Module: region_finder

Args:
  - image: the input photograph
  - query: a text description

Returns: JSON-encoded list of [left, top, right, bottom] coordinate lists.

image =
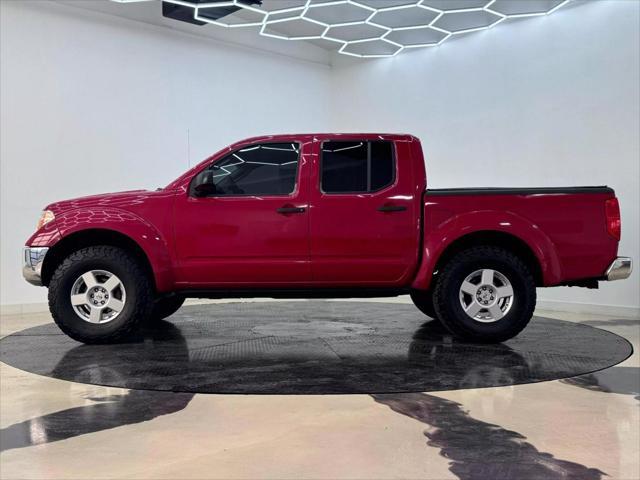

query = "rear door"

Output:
[[172, 138, 312, 287], [308, 136, 420, 286]]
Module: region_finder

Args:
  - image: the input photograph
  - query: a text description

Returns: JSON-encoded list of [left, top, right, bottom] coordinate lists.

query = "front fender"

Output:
[[412, 210, 563, 290], [47, 208, 174, 292]]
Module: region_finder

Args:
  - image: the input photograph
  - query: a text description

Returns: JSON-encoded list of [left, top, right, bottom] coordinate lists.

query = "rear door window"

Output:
[[321, 140, 395, 194]]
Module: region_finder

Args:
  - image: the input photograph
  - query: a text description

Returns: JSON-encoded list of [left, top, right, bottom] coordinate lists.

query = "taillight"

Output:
[[605, 198, 621, 240]]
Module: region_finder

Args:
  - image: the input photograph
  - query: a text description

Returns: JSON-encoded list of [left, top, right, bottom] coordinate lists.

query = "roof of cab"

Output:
[[230, 133, 417, 147], [166, 133, 418, 190]]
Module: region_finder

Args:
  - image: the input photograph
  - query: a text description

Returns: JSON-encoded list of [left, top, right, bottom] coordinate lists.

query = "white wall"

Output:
[[2, 0, 639, 314], [330, 0, 640, 313], [0, 0, 332, 308]]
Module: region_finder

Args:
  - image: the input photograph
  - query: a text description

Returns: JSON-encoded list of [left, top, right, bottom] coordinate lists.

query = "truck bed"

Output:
[[422, 186, 618, 286]]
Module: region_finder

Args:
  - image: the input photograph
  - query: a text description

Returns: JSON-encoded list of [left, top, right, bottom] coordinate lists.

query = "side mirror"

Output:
[[193, 182, 217, 197]]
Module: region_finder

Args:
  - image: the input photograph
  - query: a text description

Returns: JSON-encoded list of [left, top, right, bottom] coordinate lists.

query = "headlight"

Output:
[[36, 210, 55, 230]]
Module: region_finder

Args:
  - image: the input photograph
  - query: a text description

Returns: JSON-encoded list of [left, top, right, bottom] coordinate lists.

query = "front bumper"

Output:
[[605, 256, 633, 281], [22, 247, 49, 286]]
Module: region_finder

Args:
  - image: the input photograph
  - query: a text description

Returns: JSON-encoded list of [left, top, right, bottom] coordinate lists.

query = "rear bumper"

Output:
[[22, 247, 49, 286], [605, 256, 633, 281]]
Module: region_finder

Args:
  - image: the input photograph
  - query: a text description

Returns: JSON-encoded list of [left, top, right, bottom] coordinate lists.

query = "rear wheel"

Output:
[[152, 295, 185, 320], [432, 246, 536, 343], [48, 246, 154, 344], [410, 290, 438, 319]]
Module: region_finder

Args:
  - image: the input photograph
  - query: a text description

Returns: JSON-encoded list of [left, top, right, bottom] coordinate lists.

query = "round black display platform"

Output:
[[0, 301, 632, 394]]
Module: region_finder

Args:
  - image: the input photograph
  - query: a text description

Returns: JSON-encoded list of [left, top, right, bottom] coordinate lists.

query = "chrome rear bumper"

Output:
[[22, 247, 49, 286], [605, 257, 633, 281]]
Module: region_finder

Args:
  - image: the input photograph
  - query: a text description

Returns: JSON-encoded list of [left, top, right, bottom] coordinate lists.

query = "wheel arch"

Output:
[[41, 228, 168, 291], [412, 210, 563, 291], [432, 231, 543, 286]]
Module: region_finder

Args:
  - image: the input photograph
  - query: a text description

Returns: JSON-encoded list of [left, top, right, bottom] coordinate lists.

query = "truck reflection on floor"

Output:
[[0, 321, 194, 453], [407, 320, 531, 390]]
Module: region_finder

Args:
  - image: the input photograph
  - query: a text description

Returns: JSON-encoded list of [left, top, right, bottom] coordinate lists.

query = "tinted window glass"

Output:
[[321, 141, 368, 193], [321, 140, 394, 193], [192, 143, 299, 196], [370, 141, 394, 191]]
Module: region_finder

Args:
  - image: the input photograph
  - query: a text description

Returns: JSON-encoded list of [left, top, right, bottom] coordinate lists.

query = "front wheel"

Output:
[[48, 246, 154, 344], [432, 246, 536, 343]]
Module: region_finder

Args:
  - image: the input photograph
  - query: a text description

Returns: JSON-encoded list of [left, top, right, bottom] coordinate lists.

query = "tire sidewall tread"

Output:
[[48, 245, 154, 344], [432, 246, 536, 343]]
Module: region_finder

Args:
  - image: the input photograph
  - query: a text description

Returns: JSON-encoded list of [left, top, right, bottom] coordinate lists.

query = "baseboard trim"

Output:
[[0, 302, 49, 315], [536, 299, 639, 318]]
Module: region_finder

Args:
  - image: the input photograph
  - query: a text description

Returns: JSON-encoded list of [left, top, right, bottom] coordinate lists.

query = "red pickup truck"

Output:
[[23, 134, 632, 344]]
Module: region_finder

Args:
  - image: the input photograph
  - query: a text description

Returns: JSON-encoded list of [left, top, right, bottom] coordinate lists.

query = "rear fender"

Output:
[[412, 210, 562, 290]]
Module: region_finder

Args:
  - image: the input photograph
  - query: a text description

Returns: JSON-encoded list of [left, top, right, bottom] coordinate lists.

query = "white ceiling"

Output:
[[99, 0, 577, 58]]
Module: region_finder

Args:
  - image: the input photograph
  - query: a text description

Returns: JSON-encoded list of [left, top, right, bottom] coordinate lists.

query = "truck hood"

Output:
[[46, 189, 157, 214]]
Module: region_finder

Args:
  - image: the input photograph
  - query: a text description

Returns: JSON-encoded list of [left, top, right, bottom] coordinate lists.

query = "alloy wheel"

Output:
[[70, 270, 126, 324]]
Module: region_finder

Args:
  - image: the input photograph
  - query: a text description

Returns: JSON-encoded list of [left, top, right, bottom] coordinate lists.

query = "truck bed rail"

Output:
[[425, 186, 614, 196]]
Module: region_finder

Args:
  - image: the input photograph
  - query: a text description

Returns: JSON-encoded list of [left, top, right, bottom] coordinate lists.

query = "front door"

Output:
[[173, 139, 311, 287], [309, 137, 420, 286]]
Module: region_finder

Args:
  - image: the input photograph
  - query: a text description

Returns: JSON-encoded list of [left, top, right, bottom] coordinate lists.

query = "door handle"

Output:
[[377, 204, 407, 212], [277, 206, 306, 214]]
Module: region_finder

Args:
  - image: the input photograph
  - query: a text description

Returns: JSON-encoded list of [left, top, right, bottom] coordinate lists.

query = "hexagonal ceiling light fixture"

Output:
[[110, 0, 573, 58]]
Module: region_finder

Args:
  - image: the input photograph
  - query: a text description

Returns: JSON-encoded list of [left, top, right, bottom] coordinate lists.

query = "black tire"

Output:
[[410, 290, 438, 319], [48, 246, 154, 344], [151, 295, 185, 320], [432, 246, 536, 343]]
